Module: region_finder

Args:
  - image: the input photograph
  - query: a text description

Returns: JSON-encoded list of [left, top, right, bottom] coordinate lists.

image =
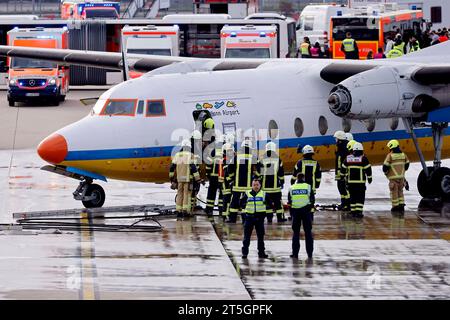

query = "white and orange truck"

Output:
[[121, 25, 180, 78], [61, 0, 120, 20], [220, 25, 278, 58], [7, 27, 69, 106]]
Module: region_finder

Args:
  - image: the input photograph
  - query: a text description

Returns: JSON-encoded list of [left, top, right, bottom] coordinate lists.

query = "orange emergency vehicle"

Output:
[[330, 9, 423, 59], [61, 0, 120, 20], [7, 27, 69, 106]]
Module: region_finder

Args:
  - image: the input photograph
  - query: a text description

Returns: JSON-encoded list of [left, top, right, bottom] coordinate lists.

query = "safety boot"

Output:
[[277, 213, 287, 223], [258, 252, 269, 259]]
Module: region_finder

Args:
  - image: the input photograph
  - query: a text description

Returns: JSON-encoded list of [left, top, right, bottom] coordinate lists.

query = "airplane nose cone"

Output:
[[37, 134, 68, 164]]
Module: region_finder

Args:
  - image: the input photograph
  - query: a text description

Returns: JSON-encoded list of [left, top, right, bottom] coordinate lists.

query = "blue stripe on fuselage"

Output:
[[64, 127, 449, 161]]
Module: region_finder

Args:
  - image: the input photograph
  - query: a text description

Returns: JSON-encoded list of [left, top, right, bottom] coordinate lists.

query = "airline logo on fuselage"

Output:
[[195, 100, 239, 117]]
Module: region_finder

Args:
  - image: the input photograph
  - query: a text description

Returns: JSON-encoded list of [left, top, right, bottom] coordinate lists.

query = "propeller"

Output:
[[79, 97, 99, 106]]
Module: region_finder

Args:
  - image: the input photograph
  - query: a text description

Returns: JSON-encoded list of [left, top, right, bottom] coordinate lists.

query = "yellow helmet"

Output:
[[347, 140, 357, 151], [204, 118, 215, 129], [387, 139, 399, 149]]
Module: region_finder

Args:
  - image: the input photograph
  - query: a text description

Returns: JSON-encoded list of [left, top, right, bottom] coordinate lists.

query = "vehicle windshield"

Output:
[[301, 15, 315, 31], [11, 57, 57, 69], [225, 48, 270, 58], [332, 17, 379, 41], [85, 8, 117, 19], [127, 48, 172, 56]]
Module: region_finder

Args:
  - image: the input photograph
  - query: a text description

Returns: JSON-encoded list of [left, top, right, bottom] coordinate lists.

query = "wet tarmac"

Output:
[[0, 148, 449, 299]]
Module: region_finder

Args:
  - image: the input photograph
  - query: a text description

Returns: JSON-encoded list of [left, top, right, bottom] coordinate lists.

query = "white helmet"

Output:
[[222, 143, 233, 152], [191, 130, 202, 140], [265, 142, 277, 152], [181, 139, 191, 147], [241, 139, 252, 148], [345, 132, 353, 141], [302, 145, 314, 154], [225, 133, 235, 145], [333, 130, 347, 141], [352, 142, 364, 151]]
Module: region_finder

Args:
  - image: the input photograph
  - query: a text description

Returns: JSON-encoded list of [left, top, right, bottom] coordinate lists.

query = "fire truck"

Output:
[[220, 25, 278, 58], [7, 27, 69, 106], [61, 0, 120, 19], [121, 25, 180, 78]]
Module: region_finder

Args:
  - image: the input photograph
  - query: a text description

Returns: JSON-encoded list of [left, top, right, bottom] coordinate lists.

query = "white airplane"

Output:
[[0, 42, 449, 208]]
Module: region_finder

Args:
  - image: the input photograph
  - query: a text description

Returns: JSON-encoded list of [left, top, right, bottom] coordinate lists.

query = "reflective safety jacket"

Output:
[[383, 152, 410, 180], [342, 38, 356, 52], [226, 149, 259, 192], [410, 42, 420, 52], [219, 150, 234, 195], [288, 183, 312, 209], [335, 142, 348, 180], [300, 42, 310, 55], [205, 146, 223, 178], [257, 152, 285, 193], [169, 150, 200, 183], [387, 48, 403, 58], [291, 157, 321, 191], [341, 154, 372, 184], [241, 190, 266, 214]]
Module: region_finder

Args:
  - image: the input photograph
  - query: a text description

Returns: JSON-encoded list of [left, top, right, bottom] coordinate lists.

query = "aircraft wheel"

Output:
[[417, 167, 436, 198], [82, 184, 105, 208], [431, 167, 450, 201]]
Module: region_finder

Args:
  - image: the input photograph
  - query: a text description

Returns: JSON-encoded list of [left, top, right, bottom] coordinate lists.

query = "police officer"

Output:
[[240, 178, 268, 259], [383, 140, 410, 213], [169, 139, 201, 218], [409, 36, 420, 53], [288, 173, 314, 260], [334, 130, 350, 211], [387, 35, 405, 58], [341, 142, 372, 218], [220, 142, 234, 221], [205, 138, 224, 217], [291, 145, 321, 220], [258, 141, 286, 224], [226, 139, 258, 223], [341, 32, 359, 60], [299, 37, 312, 58]]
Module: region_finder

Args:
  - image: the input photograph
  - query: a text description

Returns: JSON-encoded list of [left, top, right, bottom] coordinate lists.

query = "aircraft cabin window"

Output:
[[137, 101, 144, 114], [318, 116, 328, 135], [146, 100, 166, 117], [390, 118, 399, 131], [101, 99, 137, 116], [268, 120, 279, 139], [342, 119, 352, 132], [294, 117, 304, 137]]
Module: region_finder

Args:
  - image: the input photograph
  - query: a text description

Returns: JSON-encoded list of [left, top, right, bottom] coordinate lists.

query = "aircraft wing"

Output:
[[0, 45, 266, 73]]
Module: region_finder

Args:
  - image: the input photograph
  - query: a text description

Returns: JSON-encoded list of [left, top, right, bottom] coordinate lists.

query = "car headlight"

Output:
[[9, 79, 16, 86], [49, 78, 57, 85]]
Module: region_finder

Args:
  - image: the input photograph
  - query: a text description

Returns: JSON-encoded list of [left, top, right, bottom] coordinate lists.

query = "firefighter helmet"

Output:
[[333, 130, 347, 141], [352, 142, 364, 151], [302, 145, 314, 154], [387, 139, 399, 149]]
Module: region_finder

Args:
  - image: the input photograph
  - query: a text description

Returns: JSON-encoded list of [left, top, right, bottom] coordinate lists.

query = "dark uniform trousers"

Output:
[[337, 179, 350, 209], [265, 192, 283, 222], [242, 213, 266, 256], [229, 191, 247, 222], [206, 176, 223, 214], [348, 183, 366, 214], [291, 206, 314, 257]]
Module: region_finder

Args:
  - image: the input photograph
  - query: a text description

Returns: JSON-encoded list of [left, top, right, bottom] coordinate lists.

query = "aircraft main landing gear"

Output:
[[404, 119, 450, 200], [73, 179, 106, 208]]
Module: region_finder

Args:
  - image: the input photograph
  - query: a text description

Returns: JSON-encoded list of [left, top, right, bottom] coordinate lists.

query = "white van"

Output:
[[296, 4, 351, 46]]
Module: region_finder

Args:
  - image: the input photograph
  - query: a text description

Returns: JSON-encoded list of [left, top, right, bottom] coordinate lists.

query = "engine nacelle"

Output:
[[328, 66, 438, 120]]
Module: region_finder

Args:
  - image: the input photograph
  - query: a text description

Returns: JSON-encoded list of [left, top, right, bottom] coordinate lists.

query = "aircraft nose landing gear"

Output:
[[404, 119, 450, 200], [73, 179, 106, 208]]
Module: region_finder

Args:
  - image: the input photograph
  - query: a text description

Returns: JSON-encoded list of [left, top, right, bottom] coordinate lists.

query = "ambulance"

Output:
[[121, 25, 180, 78], [220, 25, 278, 58], [61, 0, 120, 20], [7, 27, 69, 106]]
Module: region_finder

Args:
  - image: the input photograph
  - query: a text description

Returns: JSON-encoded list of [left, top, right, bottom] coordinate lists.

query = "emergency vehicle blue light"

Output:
[[412, 5, 417, 10], [230, 32, 237, 37], [337, 11, 342, 16], [41, 81, 46, 86], [79, 6, 83, 13], [19, 82, 24, 86], [13, 27, 19, 30], [260, 32, 266, 37]]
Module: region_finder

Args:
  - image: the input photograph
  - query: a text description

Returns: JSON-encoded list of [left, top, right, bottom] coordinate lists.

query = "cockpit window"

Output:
[[146, 100, 166, 117], [101, 99, 137, 116]]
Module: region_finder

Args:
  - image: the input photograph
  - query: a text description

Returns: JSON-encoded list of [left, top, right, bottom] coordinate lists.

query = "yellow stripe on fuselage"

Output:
[[60, 136, 450, 183]]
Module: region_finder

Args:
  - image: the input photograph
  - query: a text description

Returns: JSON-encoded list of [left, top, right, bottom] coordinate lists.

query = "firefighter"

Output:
[[288, 173, 314, 260], [169, 139, 201, 218], [258, 141, 286, 224], [205, 138, 224, 217], [341, 142, 372, 218], [226, 139, 258, 223], [220, 142, 234, 221], [190, 130, 203, 211], [291, 145, 321, 220], [240, 178, 268, 259], [347, 139, 357, 153], [334, 130, 350, 211], [341, 32, 359, 60], [383, 139, 410, 213]]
